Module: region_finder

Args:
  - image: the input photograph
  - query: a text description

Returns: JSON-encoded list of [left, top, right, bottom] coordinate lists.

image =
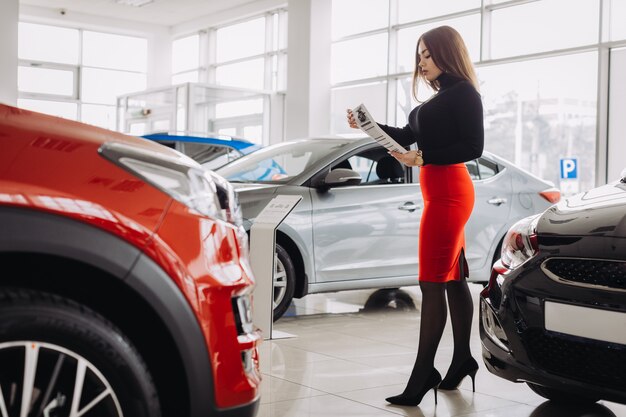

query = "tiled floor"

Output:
[[257, 284, 626, 417]]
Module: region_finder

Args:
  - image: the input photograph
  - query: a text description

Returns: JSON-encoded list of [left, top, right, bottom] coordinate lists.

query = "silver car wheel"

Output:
[[273, 252, 288, 309], [0, 341, 124, 417]]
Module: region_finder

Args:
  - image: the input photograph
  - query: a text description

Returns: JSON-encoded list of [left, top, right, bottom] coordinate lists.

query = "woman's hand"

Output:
[[346, 109, 358, 129], [389, 150, 424, 167]]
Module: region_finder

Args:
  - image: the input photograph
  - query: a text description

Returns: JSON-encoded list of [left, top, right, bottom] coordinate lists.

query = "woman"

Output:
[[347, 26, 483, 406]]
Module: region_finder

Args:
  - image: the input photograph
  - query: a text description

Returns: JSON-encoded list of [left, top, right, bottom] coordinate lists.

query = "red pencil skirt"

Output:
[[418, 163, 475, 282]]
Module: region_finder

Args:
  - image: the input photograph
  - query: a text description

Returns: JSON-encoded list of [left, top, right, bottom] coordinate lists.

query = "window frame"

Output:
[[18, 60, 79, 101], [17, 22, 148, 127], [330, 0, 623, 187]]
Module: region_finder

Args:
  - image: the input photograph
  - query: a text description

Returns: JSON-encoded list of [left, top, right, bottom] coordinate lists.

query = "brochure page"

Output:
[[352, 103, 407, 154]]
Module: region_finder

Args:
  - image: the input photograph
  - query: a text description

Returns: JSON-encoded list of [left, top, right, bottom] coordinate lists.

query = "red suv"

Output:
[[0, 104, 261, 417]]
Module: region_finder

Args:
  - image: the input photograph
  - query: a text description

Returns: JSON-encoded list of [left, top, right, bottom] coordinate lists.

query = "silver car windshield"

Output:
[[216, 139, 354, 183]]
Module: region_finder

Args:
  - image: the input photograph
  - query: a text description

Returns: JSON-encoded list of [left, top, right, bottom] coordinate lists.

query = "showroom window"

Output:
[[609, 0, 626, 41], [331, 0, 389, 39], [396, 14, 480, 73], [213, 11, 288, 91], [173, 9, 288, 91], [330, 0, 482, 135], [330, 0, 625, 192], [331, 81, 388, 138], [489, 0, 599, 59], [397, 0, 481, 23], [478, 52, 598, 192], [171, 9, 287, 142], [171, 34, 200, 84], [18, 22, 147, 130], [331, 33, 388, 84]]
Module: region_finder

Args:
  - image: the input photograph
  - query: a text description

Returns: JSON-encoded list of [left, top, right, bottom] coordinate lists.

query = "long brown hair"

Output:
[[412, 26, 478, 101]]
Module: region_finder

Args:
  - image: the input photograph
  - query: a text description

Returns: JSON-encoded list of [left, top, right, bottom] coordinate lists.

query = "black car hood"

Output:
[[538, 181, 626, 237]]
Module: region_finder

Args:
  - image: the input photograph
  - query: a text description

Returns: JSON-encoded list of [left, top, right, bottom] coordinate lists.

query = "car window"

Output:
[[201, 153, 239, 171], [182, 142, 242, 168], [217, 139, 354, 183], [477, 157, 499, 179], [466, 157, 500, 180], [348, 155, 378, 183], [465, 160, 480, 180], [152, 140, 178, 151], [332, 147, 405, 185]]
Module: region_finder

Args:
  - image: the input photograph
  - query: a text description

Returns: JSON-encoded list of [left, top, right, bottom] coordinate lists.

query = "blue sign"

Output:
[[560, 158, 578, 180]]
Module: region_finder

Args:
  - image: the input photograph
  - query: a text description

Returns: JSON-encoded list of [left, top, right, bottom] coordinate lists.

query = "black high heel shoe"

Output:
[[385, 368, 442, 406], [439, 357, 479, 391]]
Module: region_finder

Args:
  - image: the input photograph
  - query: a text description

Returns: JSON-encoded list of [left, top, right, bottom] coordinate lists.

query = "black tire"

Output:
[[363, 289, 416, 312], [273, 244, 296, 321], [526, 382, 600, 404], [0, 288, 161, 417]]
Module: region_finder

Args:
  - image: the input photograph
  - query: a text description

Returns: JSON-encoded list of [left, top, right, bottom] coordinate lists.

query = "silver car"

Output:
[[216, 137, 560, 320]]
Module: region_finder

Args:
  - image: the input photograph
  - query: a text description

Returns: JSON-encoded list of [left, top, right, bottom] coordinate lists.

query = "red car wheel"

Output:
[[0, 288, 161, 417]]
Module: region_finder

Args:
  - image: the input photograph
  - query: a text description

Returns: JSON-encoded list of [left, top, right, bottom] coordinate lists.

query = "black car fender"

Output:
[[0, 206, 216, 416]]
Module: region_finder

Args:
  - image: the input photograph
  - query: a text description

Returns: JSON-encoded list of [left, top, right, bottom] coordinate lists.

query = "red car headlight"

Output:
[[99, 142, 222, 219]]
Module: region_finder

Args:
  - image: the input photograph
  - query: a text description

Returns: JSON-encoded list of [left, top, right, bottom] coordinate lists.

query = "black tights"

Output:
[[445, 277, 474, 376], [401, 278, 473, 395]]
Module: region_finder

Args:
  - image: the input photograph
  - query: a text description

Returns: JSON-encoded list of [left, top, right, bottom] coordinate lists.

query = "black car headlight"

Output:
[[501, 214, 540, 270], [480, 299, 510, 352]]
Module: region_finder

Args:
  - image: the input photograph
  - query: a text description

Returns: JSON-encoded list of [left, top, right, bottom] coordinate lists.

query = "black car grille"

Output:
[[543, 258, 626, 290], [524, 329, 626, 390]]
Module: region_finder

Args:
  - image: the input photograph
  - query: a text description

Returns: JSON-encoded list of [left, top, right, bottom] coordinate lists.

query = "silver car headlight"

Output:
[[206, 170, 243, 228], [205, 171, 249, 258], [501, 214, 540, 270], [99, 142, 221, 219]]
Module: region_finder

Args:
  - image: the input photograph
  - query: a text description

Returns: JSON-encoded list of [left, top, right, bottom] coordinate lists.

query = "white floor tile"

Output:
[[256, 394, 401, 417], [259, 374, 326, 404], [336, 383, 521, 416], [267, 357, 408, 393], [258, 285, 626, 417]]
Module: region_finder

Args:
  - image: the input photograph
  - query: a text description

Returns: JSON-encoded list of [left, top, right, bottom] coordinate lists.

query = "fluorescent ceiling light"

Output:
[[115, 0, 154, 7]]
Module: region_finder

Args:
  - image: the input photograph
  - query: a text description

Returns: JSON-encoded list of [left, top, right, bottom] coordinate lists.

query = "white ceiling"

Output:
[[20, 0, 258, 27]]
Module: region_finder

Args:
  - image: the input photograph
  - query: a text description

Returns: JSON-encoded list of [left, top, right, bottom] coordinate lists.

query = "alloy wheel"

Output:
[[0, 341, 124, 417], [273, 253, 287, 309]]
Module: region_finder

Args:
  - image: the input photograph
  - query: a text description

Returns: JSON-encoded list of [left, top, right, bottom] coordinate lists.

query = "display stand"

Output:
[[250, 195, 302, 340]]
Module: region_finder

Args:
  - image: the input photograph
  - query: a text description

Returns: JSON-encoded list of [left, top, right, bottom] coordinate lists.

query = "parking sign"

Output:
[[560, 158, 578, 179]]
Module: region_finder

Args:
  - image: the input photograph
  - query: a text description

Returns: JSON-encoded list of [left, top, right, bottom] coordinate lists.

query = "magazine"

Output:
[[352, 103, 407, 154]]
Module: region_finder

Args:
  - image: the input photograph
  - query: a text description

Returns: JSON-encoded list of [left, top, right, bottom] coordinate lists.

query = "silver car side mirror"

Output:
[[324, 168, 361, 187], [621, 167, 626, 183]]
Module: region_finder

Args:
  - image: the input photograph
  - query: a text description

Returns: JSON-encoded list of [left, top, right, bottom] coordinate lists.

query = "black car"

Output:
[[480, 174, 626, 405]]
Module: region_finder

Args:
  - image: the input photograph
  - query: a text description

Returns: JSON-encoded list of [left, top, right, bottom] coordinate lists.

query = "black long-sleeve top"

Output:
[[379, 72, 484, 165]]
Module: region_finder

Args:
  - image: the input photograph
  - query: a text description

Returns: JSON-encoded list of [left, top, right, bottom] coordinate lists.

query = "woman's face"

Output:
[[417, 40, 442, 82]]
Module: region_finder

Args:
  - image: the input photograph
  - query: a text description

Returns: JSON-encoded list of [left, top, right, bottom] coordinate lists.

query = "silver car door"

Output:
[[464, 157, 513, 279], [311, 151, 422, 284]]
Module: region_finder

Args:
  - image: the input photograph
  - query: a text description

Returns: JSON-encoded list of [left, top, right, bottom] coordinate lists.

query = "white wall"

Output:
[[0, 0, 19, 106], [172, 0, 286, 37], [285, 0, 331, 139], [608, 47, 626, 181], [147, 31, 173, 88]]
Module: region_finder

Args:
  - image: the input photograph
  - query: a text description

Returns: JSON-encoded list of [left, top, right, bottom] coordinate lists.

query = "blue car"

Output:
[[143, 132, 261, 170]]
